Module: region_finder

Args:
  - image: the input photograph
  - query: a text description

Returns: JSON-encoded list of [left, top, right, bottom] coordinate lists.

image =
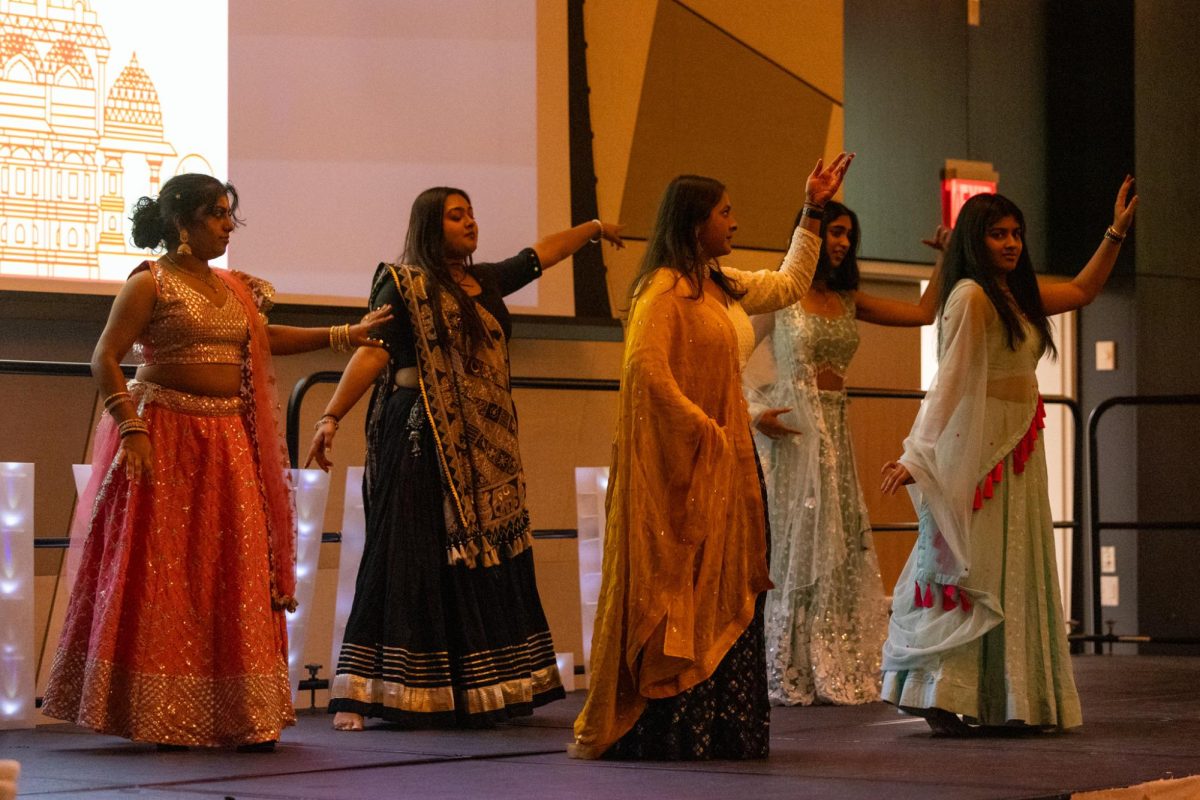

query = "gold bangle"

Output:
[[103, 391, 132, 409], [329, 323, 353, 353]]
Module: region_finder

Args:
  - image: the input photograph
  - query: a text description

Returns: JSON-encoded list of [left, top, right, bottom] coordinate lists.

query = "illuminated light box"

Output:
[[286, 468, 330, 705], [329, 467, 366, 683], [0, 463, 35, 729], [575, 466, 609, 681]]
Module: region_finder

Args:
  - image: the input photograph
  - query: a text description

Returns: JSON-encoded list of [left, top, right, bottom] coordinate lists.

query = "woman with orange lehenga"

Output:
[[571, 153, 853, 760], [42, 173, 389, 750]]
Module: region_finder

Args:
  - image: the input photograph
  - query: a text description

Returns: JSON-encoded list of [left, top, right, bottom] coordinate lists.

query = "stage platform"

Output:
[[3, 656, 1197, 799]]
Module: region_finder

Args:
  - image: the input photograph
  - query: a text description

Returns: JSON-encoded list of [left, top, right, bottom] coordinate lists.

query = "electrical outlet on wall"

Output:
[[1101, 575, 1120, 607], [1101, 546, 1117, 573]]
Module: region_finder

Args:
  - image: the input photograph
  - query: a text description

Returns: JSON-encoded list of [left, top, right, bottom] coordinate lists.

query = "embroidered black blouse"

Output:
[[369, 248, 542, 370]]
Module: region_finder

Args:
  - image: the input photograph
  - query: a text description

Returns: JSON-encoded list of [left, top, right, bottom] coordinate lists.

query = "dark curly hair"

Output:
[[129, 173, 242, 251]]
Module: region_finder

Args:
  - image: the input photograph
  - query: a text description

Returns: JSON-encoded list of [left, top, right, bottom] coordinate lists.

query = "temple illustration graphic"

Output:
[[0, 0, 203, 280]]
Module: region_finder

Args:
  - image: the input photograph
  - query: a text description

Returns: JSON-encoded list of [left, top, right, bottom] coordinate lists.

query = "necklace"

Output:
[[163, 253, 222, 294]]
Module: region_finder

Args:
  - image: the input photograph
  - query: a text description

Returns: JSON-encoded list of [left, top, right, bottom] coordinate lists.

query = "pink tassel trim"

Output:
[[913, 581, 973, 613], [973, 396, 1045, 511]]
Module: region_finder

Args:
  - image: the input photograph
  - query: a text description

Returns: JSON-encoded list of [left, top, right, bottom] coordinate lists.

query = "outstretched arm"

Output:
[[531, 220, 624, 270], [1039, 175, 1137, 316], [855, 225, 950, 327], [267, 305, 392, 355]]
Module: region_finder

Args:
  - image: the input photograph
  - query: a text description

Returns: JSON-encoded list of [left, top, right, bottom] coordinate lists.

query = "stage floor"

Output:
[[3, 656, 1198, 799]]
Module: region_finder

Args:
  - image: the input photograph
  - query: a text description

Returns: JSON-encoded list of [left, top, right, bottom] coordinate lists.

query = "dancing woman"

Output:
[[42, 173, 389, 749], [571, 154, 853, 760], [747, 204, 946, 706], [879, 178, 1137, 733], [307, 187, 623, 729]]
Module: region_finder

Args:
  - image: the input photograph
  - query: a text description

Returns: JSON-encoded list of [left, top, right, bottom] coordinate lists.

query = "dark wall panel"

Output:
[[844, 1, 1047, 264], [1133, 1, 1200, 654]]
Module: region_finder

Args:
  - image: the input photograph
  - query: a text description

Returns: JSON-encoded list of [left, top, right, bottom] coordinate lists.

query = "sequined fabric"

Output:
[[604, 592, 769, 760], [132, 261, 251, 366], [42, 391, 295, 746], [760, 295, 887, 706]]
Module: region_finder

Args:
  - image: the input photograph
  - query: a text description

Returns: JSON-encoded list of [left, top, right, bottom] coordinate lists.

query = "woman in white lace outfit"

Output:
[[746, 203, 945, 706]]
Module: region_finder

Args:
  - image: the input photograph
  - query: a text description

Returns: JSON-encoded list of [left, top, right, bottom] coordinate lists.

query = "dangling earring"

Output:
[[177, 229, 192, 256]]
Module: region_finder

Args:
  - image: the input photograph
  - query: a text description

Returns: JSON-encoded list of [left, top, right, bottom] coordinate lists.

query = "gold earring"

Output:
[[177, 229, 192, 256]]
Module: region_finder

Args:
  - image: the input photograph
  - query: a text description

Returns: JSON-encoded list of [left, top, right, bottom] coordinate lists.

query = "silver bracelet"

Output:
[[589, 219, 604, 243]]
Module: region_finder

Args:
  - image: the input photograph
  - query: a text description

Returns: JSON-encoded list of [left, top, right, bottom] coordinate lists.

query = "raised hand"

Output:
[[921, 225, 951, 252], [805, 152, 855, 208], [1111, 175, 1137, 235]]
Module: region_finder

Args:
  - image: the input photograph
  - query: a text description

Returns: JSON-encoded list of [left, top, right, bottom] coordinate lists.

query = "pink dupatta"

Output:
[[220, 269, 298, 610]]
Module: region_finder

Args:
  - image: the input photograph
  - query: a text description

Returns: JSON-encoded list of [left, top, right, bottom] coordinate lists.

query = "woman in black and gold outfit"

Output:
[[307, 186, 622, 729]]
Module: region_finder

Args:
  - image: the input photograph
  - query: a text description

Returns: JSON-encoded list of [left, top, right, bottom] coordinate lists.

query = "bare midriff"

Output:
[[986, 373, 1038, 403], [394, 365, 419, 389], [816, 367, 845, 391], [135, 363, 243, 397]]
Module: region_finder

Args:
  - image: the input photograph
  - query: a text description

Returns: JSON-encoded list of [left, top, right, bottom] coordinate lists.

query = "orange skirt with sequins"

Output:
[[42, 384, 295, 746]]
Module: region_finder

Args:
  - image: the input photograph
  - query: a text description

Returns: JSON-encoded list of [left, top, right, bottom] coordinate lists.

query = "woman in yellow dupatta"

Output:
[[572, 154, 853, 760]]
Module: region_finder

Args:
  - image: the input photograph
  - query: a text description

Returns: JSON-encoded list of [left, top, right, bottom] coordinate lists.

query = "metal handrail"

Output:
[[1086, 394, 1200, 652], [284, 372, 1083, 536], [0, 358, 1084, 605]]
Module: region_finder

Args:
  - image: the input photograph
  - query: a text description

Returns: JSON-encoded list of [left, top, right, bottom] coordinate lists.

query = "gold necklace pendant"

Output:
[[164, 254, 221, 294]]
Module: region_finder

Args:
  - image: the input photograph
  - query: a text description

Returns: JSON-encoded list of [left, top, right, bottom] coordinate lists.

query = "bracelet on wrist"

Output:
[[1103, 225, 1126, 244], [117, 418, 149, 438], [315, 414, 340, 432], [589, 219, 604, 244], [798, 204, 824, 222], [329, 323, 353, 353]]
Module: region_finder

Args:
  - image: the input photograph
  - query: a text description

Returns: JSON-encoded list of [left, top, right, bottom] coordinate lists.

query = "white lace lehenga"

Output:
[[746, 293, 888, 706]]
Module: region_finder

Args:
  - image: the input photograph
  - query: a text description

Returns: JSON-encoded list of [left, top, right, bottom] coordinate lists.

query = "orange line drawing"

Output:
[[1, 0, 214, 280]]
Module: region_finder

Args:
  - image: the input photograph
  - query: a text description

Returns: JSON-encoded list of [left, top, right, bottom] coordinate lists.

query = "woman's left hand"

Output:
[[880, 460, 914, 495], [805, 152, 855, 207], [755, 407, 803, 440], [1111, 174, 1138, 235], [347, 304, 394, 348], [921, 225, 951, 252], [597, 221, 626, 249]]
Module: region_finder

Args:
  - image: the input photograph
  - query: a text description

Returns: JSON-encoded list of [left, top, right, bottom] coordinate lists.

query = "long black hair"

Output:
[[795, 200, 860, 291], [628, 174, 746, 304], [391, 186, 491, 354], [129, 173, 242, 251], [938, 193, 1056, 359]]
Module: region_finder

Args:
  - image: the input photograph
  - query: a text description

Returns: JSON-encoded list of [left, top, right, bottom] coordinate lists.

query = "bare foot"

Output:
[[333, 712, 364, 731]]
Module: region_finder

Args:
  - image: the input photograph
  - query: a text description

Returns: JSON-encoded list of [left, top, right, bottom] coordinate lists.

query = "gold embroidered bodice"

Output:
[[133, 262, 249, 366]]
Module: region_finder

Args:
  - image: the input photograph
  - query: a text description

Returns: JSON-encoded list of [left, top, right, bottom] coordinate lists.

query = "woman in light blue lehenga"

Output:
[[879, 180, 1137, 733], [746, 203, 945, 706]]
